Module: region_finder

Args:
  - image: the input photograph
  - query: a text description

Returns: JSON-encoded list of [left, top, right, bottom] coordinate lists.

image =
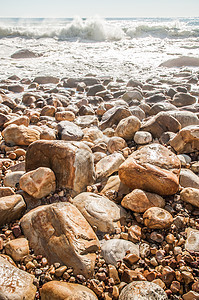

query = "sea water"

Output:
[[0, 16, 199, 80]]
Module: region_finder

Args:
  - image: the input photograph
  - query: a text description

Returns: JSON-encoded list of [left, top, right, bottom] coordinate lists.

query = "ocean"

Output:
[[0, 16, 199, 80]]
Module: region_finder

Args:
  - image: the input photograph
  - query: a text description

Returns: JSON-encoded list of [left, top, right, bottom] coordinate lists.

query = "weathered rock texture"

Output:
[[20, 202, 100, 278]]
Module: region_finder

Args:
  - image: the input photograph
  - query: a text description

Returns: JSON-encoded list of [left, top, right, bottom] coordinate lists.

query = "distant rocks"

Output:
[[11, 49, 42, 59], [159, 56, 199, 67]]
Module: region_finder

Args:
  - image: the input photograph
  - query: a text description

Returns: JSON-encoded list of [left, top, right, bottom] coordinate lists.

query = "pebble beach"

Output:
[[0, 17, 199, 300]]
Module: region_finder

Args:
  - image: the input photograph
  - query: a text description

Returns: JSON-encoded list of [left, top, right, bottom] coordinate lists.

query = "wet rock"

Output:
[[170, 125, 199, 154], [11, 49, 41, 59], [20, 202, 100, 278], [134, 131, 152, 144], [96, 152, 125, 179], [171, 92, 196, 107], [180, 169, 199, 189], [119, 143, 180, 196], [33, 76, 59, 84], [180, 187, 199, 207], [185, 228, 199, 252], [40, 281, 98, 300], [0, 256, 37, 299], [159, 56, 199, 67], [115, 116, 141, 140], [5, 238, 29, 261], [101, 239, 139, 266], [119, 281, 168, 300], [2, 124, 40, 146], [0, 194, 26, 226], [121, 189, 165, 213], [141, 112, 181, 138], [25, 140, 95, 195], [143, 207, 173, 229], [70, 192, 127, 233], [19, 167, 56, 199], [57, 120, 84, 141]]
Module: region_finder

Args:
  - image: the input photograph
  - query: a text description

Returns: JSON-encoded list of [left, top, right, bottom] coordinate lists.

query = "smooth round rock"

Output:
[[107, 136, 127, 153], [119, 281, 168, 300], [143, 207, 173, 229]]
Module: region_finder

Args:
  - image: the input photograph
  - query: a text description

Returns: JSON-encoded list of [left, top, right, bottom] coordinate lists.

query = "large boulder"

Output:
[[171, 92, 196, 107], [70, 192, 127, 233], [2, 124, 40, 146], [170, 125, 199, 154], [96, 152, 125, 179], [0, 194, 26, 226], [115, 116, 141, 140], [19, 167, 56, 199], [0, 256, 37, 300], [119, 144, 181, 196], [167, 111, 199, 128], [25, 140, 95, 195], [119, 281, 168, 300], [40, 281, 98, 300], [20, 202, 100, 278]]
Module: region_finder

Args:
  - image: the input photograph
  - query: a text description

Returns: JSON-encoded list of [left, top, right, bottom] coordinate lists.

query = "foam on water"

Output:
[[0, 16, 198, 80]]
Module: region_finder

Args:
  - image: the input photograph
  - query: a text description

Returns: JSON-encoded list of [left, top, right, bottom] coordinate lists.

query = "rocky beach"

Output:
[[0, 52, 199, 300]]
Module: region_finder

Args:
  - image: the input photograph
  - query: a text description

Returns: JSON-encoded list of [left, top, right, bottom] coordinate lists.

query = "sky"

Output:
[[0, 0, 199, 18]]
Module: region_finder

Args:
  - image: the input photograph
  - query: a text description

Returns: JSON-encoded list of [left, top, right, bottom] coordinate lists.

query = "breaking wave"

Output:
[[0, 17, 199, 41]]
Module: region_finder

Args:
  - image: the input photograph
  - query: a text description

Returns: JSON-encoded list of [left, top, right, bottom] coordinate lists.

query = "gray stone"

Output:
[[185, 228, 199, 252], [134, 131, 152, 144], [57, 121, 84, 141], [101, 239, 139, 266], [96, 152, 125, 179], [180, 169, 199, 189]]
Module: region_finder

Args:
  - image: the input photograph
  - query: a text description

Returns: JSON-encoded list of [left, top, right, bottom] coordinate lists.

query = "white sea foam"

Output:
[[0, 17, 198, 40]]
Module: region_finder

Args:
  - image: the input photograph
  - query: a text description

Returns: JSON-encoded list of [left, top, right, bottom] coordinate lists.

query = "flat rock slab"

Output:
[[25, 140, 96, 195], [20, 202, 100, 278], [0, 256, 37, 300], [119, 143, 181, 196]]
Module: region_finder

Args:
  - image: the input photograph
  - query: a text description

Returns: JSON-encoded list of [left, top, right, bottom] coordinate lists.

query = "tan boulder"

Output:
[[121, 189, 165, 213], [100, 106, 131, 130], [19, 167, 56, 199], [170, 125, 199, 154], [185, 228, 199, 252], [115, 116, 141, 140], [70, 192, 127, 233], [0, 256, 37, 300], [119, 143, 180, 196], [180, 169, 199, 189], [20, 202, 100, 278], [107, 136, 127, 153], [4, 116, 30, 128], [143, 207, 173, 229], [180, 187, 199, 207], [41, 105, 56, 117], [55, 111, 75, 122], [2, 124, 40, 146], [0, 194, 26, 226], [5, 238, 29, 261], [25, 140, 96, 195], [40, 281, 98, 300]]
